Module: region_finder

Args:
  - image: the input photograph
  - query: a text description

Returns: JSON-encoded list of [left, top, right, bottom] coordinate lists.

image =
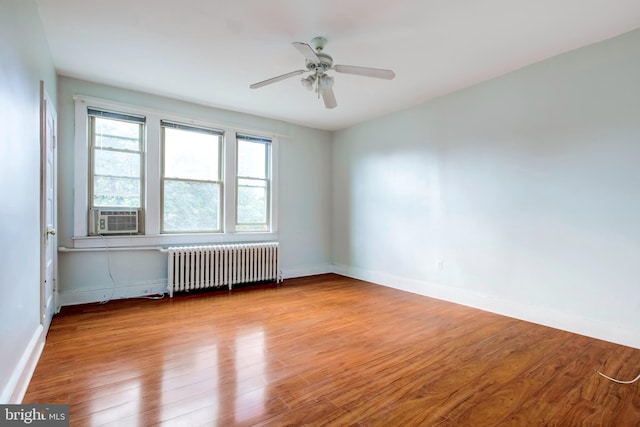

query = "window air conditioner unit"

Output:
[[90, 208, 141, 235]]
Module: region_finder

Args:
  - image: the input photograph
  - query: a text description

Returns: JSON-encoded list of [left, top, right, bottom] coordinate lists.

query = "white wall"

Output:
[[0, 0, 57, 402], [56, 77, 332, 305], [332, 29, 640, 349]]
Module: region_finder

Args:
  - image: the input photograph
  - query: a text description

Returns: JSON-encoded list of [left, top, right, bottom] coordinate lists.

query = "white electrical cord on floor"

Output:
[[99, 234, 116, 304], [133, 294, 165, 301], [97, 234, 166, 303], [596, 369, 640, 384]]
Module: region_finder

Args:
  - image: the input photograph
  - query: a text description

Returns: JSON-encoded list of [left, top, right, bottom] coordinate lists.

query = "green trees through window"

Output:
[[236, 135, 270, 232], [162, 123, 222, 233], [86, 105, 273, 235], [90, 112, 143, 208]]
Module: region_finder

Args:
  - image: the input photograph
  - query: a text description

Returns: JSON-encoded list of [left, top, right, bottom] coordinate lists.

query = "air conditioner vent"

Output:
[[90, 208, 141, 235]]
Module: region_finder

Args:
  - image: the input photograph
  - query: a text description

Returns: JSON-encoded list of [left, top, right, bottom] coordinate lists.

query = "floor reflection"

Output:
[[160, 342, 220, 423], [89, 378, 141, 425], [234, 328, 266, 423]]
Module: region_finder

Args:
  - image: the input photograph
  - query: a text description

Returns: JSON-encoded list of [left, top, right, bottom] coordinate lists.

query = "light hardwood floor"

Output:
[[25, 274, 640, 426]]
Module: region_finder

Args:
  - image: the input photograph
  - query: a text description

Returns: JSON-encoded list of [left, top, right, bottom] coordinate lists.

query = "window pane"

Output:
[[94, 117, 140, 151], [94, 176, 140, 208], [163, 180, 220, 232], [237, 178, 267, 225], [95, 149, 140, 177], [164, 127, 219, 180], [237, 139, 266, 178], [92, 114, 143, 210]]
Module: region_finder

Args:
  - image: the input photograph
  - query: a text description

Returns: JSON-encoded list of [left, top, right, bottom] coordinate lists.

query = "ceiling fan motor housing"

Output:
[[306, 51, 333, 75], [310, 36, 327, 51]]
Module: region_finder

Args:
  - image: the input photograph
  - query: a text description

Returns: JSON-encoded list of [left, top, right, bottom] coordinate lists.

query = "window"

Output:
[[73, 96, 278, 247], [162, 121, 223, 233], [89, 109, 144, 209], [236, 134, 271, 232]]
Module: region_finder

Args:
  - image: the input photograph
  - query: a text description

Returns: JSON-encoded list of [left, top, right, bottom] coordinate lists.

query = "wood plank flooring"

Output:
[[25, 274, 640, 426]]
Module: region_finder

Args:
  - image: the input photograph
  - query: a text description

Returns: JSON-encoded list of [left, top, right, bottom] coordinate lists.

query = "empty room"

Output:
[[2, 0, 640, 425]]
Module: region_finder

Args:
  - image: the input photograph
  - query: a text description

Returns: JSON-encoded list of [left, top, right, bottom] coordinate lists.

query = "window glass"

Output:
[[162, 122, 222, 233], [237, 178, 267, 224], [163, 180, 220, 232], [78, 99, 277, 240], [94, 118, 140, 150], [90, 114, 143, 208], [164, 127, 219, 181], [238, 139, 266, 178], [236, 135, 270, 232]]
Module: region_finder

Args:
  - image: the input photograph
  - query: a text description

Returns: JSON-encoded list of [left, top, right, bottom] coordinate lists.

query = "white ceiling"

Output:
[[36, 0, 640, 131]]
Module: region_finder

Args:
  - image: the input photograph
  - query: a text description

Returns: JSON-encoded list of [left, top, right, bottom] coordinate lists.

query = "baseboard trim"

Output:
[[58, 280, 168, 306], [1, 325, 45, 403], [282, 264, 332, 280], [332, 264, 640, 350], [57, 264, 334, 306]]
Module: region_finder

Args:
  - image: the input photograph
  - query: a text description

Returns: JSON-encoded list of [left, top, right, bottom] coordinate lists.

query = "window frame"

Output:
[[160, 121, 224, 234], [72, 95, 278, 248], [88, 109, 146, 212], [235, 133, 272, 232]]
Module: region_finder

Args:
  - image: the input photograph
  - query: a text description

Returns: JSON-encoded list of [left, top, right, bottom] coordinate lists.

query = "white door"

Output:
[[40, 81, 57, 329]]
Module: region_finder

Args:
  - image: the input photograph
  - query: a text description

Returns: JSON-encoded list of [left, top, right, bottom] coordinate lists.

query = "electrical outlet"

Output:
[[437, 260, 444, 270]]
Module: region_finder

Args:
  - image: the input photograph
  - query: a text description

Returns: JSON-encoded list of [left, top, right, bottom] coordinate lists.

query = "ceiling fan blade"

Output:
[[334, 64, 395, 80], [292, 42, 320, 62], [249, 70, 306, 89], [321, 87, 337, 109]]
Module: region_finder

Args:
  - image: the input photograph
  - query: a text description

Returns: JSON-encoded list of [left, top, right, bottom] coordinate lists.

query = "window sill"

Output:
[[70, 232, 279, 249]]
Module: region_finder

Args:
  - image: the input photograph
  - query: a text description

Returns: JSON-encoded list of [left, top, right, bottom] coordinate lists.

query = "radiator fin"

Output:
[[167, 242, 280, 297]]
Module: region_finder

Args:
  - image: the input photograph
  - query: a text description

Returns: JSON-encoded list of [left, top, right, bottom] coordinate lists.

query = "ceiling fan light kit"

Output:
[[301, 74, 316, 90], [250, 36, 395, 109], [318, 74, 334, 91]]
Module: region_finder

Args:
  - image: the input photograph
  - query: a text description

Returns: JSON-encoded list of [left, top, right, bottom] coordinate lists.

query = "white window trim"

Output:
[[160, 121, 224, 234], [235, 134, 273, 232], [72, 95, 279, 249]]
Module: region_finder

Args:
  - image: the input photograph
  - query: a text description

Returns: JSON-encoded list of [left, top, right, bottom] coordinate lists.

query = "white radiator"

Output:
[[166, 242, 280, 297]]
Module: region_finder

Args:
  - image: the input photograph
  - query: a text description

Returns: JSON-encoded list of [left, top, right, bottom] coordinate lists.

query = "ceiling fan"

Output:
[[250, 37, 395, 109]]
